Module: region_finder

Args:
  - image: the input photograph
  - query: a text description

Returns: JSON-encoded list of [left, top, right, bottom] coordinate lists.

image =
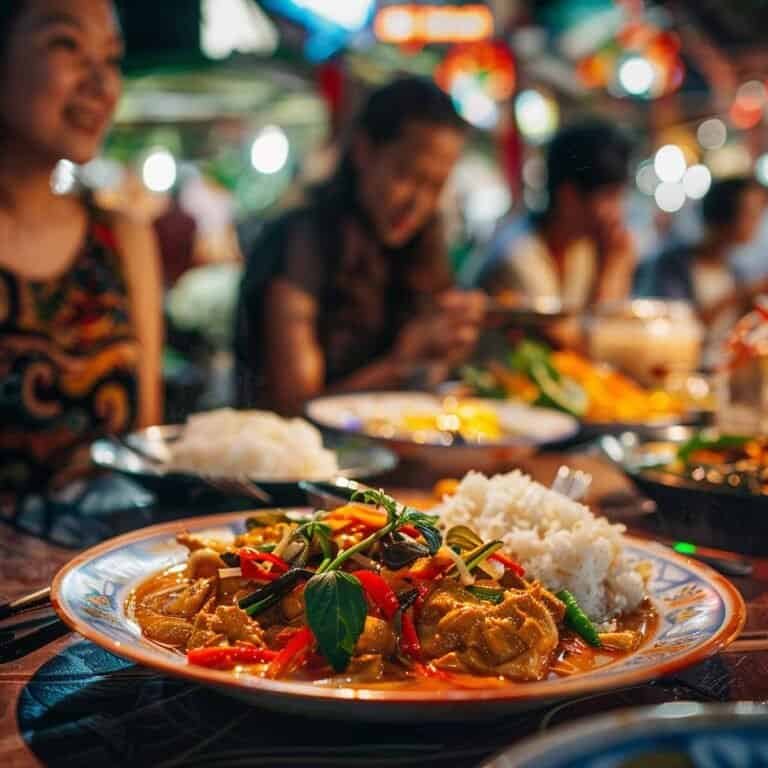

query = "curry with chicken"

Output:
[[127, 490, 655, 687]]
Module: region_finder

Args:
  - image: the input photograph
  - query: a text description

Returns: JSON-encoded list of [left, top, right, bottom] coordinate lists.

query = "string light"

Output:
[[654, 145, 687, 184]]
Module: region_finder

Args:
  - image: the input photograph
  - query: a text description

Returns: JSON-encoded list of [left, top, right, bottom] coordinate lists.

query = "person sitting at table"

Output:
[[0, 0, 163, 506], [636, 176, 767, 322], [635, 176, 767, 366], [234, 77, 486, 415], [476, 119, 636, 311]]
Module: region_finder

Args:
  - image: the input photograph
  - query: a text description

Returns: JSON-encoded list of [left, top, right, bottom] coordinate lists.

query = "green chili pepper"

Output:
[[557, 589, 602, 647], [467, 585, 504, 605]]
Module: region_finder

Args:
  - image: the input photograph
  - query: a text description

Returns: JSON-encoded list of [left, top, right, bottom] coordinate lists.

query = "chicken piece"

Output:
[[186, 612, 224, 650], [344, 654, 386, 683], [186, 606, 265, 650], [281, 587, 305, 622], [355, 616, 396, 657], [215, 605, 265, 646], [418, 581, 559, 681], [185, 548, 223, 579], [157, 578, 213, 618], [142, 616, 193, 648], [531, 583, 566, 625], [597, 631, 641, 652]]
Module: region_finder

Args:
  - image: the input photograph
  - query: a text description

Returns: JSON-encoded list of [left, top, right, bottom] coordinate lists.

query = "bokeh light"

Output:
[[655, 181, 686, 212], [682, 164, 712, 199], [756, 154, 768, 187], [514, 89, 559, 145], [142, 149, 177, 193], [635, 160, 658, 196], [618, 56, 655, 96], [654, 144, 687, 184], [697, 118, 727, 150], [250, 125, 290, 175]]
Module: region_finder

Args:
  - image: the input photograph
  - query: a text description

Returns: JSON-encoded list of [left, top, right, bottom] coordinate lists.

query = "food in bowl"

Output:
[[167, 408, 339, 480], [462, 340, 685, 424], [643, 432, 768, 496], [127, 475, 653, 687]]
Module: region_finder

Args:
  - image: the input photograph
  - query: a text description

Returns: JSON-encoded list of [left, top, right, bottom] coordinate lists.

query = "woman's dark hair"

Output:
[[546, 118, 632, 201], [701, 176, 758, 229], [0, 1, 26, 59], [355, 75, 467, 147], [324, 76, 467, 210]]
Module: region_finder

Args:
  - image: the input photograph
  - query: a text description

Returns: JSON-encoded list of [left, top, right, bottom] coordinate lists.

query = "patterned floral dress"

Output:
[[0, 208, 140, 504]]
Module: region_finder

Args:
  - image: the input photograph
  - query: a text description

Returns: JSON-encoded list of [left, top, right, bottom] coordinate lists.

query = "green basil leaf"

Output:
[[304, 571, 367, 672], [415, 523, 442, 555], [351, 488, 398, 523]]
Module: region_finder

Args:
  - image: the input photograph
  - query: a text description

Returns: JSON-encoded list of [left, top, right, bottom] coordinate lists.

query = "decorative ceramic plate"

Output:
[[306, 392, 579, 473], [52, 511, 745, 722], [485, 702, 768, 767]]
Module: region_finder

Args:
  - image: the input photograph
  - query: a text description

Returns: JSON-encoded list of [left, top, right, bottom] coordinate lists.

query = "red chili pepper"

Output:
[[412, 583, 431, 619], [351, 570, 400, 620], [187, 645, 278, 669], [490, 552, 526, 577], [400, 609, 421, 660], [267, 626, 314, 679], [239, 550, 290, 581], [398, 524, 421, 539]]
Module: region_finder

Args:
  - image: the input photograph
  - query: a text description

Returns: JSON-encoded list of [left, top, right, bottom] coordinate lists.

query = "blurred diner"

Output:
[[636, 177, 767, 362], [0, 0, 162, 507], [477, 119, 637, 311], [234, 77, 486, 415]]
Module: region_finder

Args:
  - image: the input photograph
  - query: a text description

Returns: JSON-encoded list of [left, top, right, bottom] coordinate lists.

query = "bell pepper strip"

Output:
[[399, 609, 421, 660], [239, 550, 290, 581], [489, 551, 526, 577], [325, 505, 388, 529], [557, 589, 602, 647], [267, 626, 315, 679], [187, 645, 278, 669], [351, 570, 399, 620]]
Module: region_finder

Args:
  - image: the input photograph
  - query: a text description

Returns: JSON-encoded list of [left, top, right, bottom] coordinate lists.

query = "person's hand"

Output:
[[595, 223, 637, 303], [391, 290, 486, 367]]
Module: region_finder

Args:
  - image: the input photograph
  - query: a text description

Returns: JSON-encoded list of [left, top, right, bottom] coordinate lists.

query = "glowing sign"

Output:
[[375, 4, 494, 45]]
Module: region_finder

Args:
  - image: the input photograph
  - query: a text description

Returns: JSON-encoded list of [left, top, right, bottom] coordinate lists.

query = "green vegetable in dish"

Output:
[[557, 589, 602, 647], [677, 434, 751, 465], [467, 585, 505, 604]]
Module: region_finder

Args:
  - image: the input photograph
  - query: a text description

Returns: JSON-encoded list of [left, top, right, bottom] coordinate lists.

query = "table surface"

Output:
[[2, 453, 768, 768]]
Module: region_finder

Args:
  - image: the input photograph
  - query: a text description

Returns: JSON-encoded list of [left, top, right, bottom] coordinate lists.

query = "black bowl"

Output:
[[600, 428, 768, 556]]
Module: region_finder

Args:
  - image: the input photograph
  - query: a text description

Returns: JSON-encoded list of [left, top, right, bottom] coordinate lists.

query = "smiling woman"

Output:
[[0, 0, 162, 505]]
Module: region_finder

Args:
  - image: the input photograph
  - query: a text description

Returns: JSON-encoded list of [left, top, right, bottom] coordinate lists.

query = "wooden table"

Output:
[[2, 454, 767, 768]]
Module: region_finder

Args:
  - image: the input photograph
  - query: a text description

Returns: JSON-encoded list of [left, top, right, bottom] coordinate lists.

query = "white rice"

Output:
[[436, 470, 645, 621], [168, 408, 339, 480]]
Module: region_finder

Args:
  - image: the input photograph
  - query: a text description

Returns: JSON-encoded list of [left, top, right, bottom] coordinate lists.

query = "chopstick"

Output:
[[0, 587, 51, 620], [0, 587, 70, 663]]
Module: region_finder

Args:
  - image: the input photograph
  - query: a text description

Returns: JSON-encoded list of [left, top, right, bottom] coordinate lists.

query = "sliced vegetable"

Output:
[[304, 571, 367, 672], [267, 626, 315, 679], [444, 546, 475, 586], [187, 645, 278, 669], [467, 585, 504, 604], [530, 361, 588, 417], [239, 550, 290, 581], [463, 541, 503, 573], [238, 568, 313, 615], [445, 525, 483, 552], [399, 609, 421, 660], [380, 537, 430, 570], [489, 551, 526, 578], [352, 570, 400, 620], [557, 589, 601, 647]]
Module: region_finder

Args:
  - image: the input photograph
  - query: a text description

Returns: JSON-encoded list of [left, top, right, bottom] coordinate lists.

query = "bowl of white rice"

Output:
[[91, 409, 398, 501]]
